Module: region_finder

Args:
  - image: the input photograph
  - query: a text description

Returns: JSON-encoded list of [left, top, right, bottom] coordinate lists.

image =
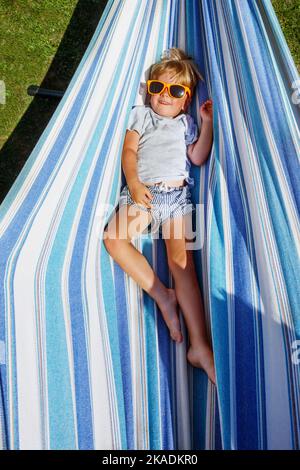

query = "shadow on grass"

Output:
[[0, 0, 108, 204]]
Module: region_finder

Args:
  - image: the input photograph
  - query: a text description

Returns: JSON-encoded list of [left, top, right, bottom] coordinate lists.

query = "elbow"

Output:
[[192, 152, 210, 167], [188, 144, 208, 166]]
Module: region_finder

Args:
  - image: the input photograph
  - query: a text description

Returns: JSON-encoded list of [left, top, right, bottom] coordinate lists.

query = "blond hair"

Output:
[[149, 47, 204, 96]]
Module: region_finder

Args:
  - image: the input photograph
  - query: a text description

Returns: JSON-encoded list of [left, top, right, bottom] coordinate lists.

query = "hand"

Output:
[[128, 181, 153, 209], [200, 99, 213, 123]]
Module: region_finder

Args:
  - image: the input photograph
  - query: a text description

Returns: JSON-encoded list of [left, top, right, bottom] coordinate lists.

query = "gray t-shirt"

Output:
[[126, 105, 199, 187]]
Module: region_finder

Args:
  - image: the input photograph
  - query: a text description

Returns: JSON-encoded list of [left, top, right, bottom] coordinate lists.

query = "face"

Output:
[[149, 71, 191, 118]]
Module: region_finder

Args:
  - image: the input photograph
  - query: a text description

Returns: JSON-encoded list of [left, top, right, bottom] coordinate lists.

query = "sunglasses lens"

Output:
[[170, 85, 186, 98], [149, 81, 164, 94]]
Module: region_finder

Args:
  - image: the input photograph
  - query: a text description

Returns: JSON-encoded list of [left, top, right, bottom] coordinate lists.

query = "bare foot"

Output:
[[157, 288, 183, 343], [187, 343, 216, 385]]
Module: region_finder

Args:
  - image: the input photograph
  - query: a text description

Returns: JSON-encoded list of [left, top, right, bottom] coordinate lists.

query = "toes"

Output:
[[176, 334, 183, 343], [171, 331, 183, 343], [209, 370, 217, 386], [170, 322, 183, 343], [176, 331, 183, 343]]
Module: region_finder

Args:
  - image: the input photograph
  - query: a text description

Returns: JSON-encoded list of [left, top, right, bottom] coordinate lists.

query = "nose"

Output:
[[161, 87, 170, 98]]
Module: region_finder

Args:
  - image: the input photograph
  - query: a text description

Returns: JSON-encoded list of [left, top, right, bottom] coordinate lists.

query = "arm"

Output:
[[187, 120, 213, 166], [121, 129, 153, 208], [121, 130, 141, 187], [187, 99, 213, 166]]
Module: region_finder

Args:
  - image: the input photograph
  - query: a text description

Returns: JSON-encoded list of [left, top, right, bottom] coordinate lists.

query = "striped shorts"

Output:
[[118, 182, 195, 233]]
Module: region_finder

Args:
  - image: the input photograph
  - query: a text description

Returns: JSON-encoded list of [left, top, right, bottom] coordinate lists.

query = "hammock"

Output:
[[0, 0, 299, 450]]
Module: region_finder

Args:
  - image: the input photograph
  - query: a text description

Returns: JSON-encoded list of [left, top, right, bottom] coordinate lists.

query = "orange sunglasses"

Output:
[[147, 80, 191, 99]]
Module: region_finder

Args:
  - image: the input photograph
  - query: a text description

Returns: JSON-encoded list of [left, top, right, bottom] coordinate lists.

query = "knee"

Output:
[[168, 249, 188, 271], [102, 229, 130, 253], [102, 229, 119, 253], [168, 246, 196, 272]]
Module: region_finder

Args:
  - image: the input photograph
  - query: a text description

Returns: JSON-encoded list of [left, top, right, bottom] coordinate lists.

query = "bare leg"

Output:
[[162, 215, 216, 384], [103, 205, 183, 342]]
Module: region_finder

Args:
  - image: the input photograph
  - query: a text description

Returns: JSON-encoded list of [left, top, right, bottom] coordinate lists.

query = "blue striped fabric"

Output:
[[0, 0, 299, 450]]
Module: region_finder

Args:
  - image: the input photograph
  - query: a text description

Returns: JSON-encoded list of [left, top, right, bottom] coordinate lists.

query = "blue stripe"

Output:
[[141, 238, 160, 449], [156, 238, 175, 449]]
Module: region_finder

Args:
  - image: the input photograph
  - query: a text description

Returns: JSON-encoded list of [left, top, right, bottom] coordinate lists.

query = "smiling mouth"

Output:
[[159, 101, 170, 105]]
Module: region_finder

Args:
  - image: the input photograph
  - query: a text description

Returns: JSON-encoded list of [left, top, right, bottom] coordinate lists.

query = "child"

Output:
[[103, 48, 216, 385]]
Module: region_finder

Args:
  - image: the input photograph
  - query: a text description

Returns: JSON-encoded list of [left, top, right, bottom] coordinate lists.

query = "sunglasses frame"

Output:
[[147, 79, 191, 99]]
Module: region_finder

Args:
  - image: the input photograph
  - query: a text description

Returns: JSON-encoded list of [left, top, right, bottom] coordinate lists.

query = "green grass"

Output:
[[272, 0, 300, 70], [0, 0, 299, 202], [0, 0, 78, 144]]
